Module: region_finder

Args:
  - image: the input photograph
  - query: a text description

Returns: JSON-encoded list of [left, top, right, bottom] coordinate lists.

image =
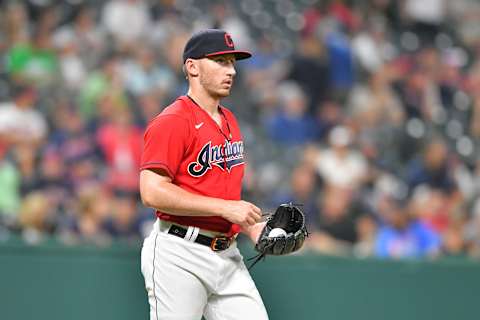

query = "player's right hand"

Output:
[[222, 200, 262, 230]]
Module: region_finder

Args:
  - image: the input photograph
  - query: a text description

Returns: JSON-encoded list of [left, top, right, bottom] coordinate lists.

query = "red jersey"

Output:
[[140, 96, 245, 233]]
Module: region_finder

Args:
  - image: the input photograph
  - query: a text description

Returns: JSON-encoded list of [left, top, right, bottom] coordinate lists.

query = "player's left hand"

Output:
[[248, 203, 308, 269]]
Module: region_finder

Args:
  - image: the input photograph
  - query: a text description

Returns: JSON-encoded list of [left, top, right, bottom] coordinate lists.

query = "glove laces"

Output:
[[247, 241, 276, 270]]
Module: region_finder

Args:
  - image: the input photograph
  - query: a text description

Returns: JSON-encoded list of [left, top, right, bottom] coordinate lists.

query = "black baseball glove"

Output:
[[249, 203, 308, 269]]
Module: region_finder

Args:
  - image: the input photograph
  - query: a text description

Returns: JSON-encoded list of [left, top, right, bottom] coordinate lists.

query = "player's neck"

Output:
[[187, 89, 220, 116]]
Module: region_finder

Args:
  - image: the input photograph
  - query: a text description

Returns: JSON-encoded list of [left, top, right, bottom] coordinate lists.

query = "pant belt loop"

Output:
[[184, 226, 194, 241], [190, 227, 200, 242]]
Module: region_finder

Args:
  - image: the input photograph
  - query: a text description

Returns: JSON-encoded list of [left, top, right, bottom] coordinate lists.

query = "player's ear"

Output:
[[185, 59, 199, 78]]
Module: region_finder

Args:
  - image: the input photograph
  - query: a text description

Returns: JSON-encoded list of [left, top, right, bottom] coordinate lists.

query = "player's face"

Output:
[[198, 54, 236, 98]]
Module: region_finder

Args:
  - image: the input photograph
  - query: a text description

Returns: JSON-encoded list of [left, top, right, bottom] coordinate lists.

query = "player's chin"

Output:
[[216, 88, 231, 98]]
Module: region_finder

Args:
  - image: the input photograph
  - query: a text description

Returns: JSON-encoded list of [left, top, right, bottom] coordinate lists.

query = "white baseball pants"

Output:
[[141, 219, 269, 320]]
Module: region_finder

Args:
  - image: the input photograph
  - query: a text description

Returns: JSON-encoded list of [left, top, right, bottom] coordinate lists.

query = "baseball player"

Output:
[[139, 29, 269, 320]]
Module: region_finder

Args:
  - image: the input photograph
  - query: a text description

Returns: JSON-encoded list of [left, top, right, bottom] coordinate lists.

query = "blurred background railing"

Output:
[[1, 236, 479, 320]]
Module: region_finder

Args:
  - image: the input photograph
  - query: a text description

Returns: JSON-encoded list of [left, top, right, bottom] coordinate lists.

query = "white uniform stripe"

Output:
[[185, 226, 194, 241], [190, 227, 200, 242]]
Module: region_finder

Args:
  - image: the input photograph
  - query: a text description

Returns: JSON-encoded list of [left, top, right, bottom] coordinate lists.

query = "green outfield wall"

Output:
[[0, 237, 479, 320]]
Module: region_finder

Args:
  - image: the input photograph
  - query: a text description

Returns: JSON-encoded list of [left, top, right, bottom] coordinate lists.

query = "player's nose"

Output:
[[226, 63, 236, 77]]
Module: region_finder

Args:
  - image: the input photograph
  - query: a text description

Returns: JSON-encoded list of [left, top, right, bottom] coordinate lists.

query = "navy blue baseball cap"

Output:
[[183, 29, 252, 63]]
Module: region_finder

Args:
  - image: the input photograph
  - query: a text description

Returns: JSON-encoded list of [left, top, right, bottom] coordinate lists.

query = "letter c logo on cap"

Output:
[[224, 33, 234, 48]]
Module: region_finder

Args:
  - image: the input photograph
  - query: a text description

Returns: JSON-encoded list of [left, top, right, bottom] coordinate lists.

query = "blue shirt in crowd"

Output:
[[375, 220, 441, 258]]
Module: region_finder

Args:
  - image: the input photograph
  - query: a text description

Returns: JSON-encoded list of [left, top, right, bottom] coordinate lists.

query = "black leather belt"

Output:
[[168, 224, 233, 251]]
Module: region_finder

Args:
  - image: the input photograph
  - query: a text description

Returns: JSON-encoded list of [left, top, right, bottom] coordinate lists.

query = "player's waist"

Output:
[[156, 219, 236, 251], [156, 211, 232, 233]]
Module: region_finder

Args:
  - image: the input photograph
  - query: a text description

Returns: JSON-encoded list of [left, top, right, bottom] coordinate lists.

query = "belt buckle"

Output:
[[210, 236, 231, 251]]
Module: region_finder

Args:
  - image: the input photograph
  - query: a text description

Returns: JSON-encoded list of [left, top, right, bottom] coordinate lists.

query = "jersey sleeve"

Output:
[[140, 114, 191, 178]]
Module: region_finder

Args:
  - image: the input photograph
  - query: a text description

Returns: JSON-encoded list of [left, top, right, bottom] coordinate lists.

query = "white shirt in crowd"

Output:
[[316, 148, 368, 189], [405, 0, 446, 24], [102, 0, 151, 43], [0, 102, 48, 140]]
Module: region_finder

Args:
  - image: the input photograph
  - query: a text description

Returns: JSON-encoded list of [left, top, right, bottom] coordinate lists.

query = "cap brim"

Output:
[[205, 50, 252, 60]]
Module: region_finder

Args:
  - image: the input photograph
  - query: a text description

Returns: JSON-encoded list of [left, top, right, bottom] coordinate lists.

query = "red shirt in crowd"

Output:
[[97, 121, 143, 191]]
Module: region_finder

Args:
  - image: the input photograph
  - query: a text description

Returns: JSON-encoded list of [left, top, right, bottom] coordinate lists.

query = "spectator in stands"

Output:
[[406, 137, 456, 193], [0, 85, 47, 194], [315, 125, 368, 190], [59, 184, 112, 245], [243, 35, 283, 121], [313, 100, 344, 141], [328, 0, 359, 32], [2, 2, 30, 46], [441, 224, 467, 258], [301, 2, 325, 38], [6, 29, 59, 86], [464, 198, 480, 258], [395, 51, 445, 122], [33, 146, 70, 215], [265, 81, 317, 146], [0, 150, 21, 218], [375, 196, 441, 259], [103, 190, 143, 242], [286, 35, 330, 113], [54, 29, 87, 91], [133, 91, 165, 126], [102, 0, 152, 50], [78, 54, 125, 122], [348, 67, 404, 131], [403, 0, 447, 45], [469, 92, 480, 139], [47, 104, 99, 192], [96, 106, 142, 192], [122, 46, 175, 96], [320, 17, 355, 99], [348, 66, 405, 167], [19, 191, 56, 241], [0, 85, 47, 150], [352, 17, 395, 74], [308, 185, 368, 255], [53, 6, 106, 70], [352, 214, 378, 258], [209, 3, 252, 50], [409, 185, 451, 233]]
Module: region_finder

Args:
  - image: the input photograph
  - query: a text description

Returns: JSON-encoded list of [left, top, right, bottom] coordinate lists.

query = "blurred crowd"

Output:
[[1, 0, 480, 260]]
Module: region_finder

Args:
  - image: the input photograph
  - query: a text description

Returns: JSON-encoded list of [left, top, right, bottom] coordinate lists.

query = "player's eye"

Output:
[[213, 57, 235, 65]]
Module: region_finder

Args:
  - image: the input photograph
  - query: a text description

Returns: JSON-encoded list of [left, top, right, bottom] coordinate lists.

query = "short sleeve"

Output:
[[140, 114, 190, 178]]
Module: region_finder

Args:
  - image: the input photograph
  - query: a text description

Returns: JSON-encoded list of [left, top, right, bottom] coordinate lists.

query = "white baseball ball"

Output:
[[268, 228, 287, 238]]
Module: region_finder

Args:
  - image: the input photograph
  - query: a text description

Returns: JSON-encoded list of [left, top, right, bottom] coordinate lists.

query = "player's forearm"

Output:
[[141, 177, 230, 218], [140, 170, 262, 227]]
